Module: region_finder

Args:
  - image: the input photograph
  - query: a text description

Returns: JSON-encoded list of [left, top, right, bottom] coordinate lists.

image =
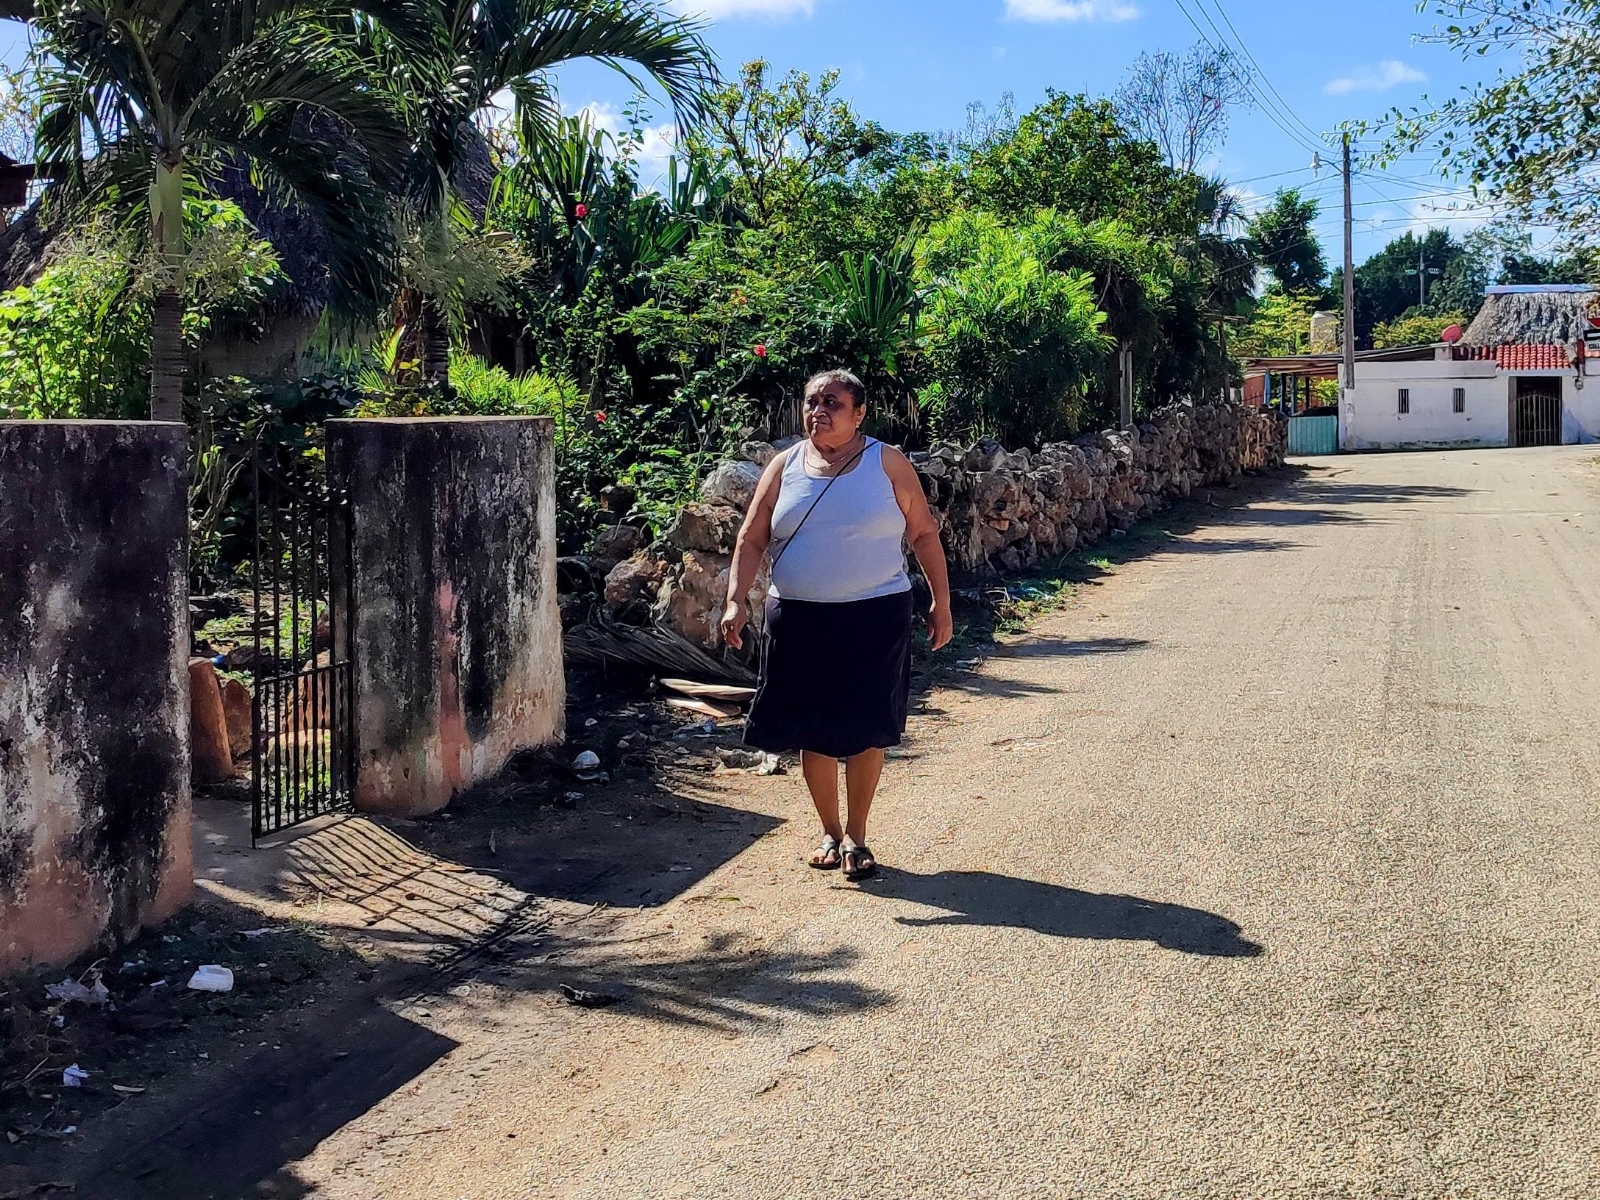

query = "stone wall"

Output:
[[329, 417, 564, 817], [0, 421, 192, 976], [562, 402, 1285, 667]]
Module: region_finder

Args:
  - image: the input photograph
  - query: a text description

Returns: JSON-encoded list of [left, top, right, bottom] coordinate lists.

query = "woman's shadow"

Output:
[[864, 869, 1263, 958]]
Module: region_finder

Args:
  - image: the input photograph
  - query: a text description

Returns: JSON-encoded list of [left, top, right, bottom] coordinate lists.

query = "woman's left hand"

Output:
[[926, 602, 953, 652]]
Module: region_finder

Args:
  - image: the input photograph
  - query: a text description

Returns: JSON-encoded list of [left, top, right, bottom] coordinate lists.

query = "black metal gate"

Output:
[[1513, 379, 1562, 447], [250, 462, 356, 841]]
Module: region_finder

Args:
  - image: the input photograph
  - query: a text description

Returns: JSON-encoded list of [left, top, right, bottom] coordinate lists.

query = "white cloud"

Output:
[[570, 102, 680, 191], [1324, 60, 1427, 96], [570, 101, 623, 136], [1004, 0, 1139, 21], [672, 0, 814, 18]]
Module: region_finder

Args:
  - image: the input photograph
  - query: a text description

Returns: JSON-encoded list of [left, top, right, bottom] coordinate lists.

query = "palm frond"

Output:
[[818, 240, 922, 372], [185, 25, 408, 180], [518, 111, 608, 210], [216, 110, 400, 323], [41, 136, 153, 231], [663, 152, 746, 226], [478, 0, 713, 135]]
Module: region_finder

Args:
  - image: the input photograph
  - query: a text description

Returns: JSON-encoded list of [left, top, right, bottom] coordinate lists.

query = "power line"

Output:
[[1229, 165, 1320, 186], [1355, 172, 1524, 217], [1355, 170, 1472, 201], [1176, 0, 1498, 224], [1168, 0, 1327, 158], [1196, 0, 1331, 150], [1266, 166, 1497, 210], [1174, 0, 1332, 156], [1184, 0, 1322, 151]]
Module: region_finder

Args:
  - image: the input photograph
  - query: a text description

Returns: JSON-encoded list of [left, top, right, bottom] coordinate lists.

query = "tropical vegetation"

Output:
[[4, 1, 1599, 564]]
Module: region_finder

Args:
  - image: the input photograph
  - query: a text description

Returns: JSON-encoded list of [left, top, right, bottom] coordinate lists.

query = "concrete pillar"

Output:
[[328, 417, 563, 817], [0, 421, 192, 976]]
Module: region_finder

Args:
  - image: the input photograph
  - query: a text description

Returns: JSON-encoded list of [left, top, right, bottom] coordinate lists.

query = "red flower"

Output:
[[754, 344, 768, 358], [574, 202, 588, 219], [594, 410, 607, 423]]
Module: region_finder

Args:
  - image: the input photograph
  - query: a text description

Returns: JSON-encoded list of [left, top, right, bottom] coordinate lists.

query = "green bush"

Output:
[[0, 251, 147, 418], [448, 353, 579, 417], [917, 209, 1113, 445], [0, 201, 282, 420], [1372, 309, 1468, 350]]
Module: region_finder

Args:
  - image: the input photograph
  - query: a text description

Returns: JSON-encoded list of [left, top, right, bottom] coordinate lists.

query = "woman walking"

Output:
[[720, 370, 953, 881]]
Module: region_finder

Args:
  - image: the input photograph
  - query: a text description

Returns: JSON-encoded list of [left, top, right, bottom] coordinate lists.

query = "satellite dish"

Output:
[[1441, 324, 1464, 343]]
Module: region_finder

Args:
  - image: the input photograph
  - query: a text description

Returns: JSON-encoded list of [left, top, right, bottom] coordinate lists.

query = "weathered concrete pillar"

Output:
[[0, 421, 192, 976], [328, 417, 563, 816]]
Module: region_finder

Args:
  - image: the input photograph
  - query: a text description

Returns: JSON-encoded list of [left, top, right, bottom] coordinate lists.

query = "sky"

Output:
[[0, 0, 1523, 265]]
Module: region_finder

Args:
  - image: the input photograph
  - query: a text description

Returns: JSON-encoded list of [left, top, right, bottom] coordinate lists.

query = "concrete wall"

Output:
[[1564, 366, 1600, 442], [0, 422, 192, 975], [328, 417, 563, 817], [1344, 358, 1511, 451], [1346, 357, 1600, 450]]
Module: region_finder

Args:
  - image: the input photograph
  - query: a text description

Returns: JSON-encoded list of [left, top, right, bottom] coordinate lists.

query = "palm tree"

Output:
[[34, 0, 412, 421], [1190, 176, 1257, 399], [399, 0, 715, 382], [817, 236, 922, 428], [1192, 176, 1257, 316]]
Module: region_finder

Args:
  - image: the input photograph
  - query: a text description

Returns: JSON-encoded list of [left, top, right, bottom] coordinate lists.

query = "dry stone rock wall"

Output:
[[561, 402, 1285, 668]]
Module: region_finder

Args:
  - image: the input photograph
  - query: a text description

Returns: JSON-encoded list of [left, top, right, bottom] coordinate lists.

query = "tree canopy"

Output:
[[1370, 1, 1600, 241], [1247, 189, 1327, 296], [965, 92, 1197, 241]]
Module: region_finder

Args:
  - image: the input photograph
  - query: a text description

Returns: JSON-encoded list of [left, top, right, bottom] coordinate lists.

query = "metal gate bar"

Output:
[[1514, 385, 1562, 447], [251, 462, 356, 842]]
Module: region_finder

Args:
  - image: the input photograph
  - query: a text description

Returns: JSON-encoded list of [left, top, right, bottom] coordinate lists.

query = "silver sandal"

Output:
[[808, 835, 842, 870]]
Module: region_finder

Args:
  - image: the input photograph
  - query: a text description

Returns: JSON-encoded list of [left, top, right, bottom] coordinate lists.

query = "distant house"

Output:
[[1342, 285, 1600, 451], [1242, 284, 1600, 454]]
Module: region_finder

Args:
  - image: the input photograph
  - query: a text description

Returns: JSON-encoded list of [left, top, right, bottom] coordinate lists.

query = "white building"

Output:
[[1340, 341, 1600, 451], [1244, 285, 1600, 454]]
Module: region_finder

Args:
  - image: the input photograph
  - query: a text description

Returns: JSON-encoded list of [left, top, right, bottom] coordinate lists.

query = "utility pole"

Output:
[[1342, 133, 1356, 396], [1407, 246, 1441, 308]]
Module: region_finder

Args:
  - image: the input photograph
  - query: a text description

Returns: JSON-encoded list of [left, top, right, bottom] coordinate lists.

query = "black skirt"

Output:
[[743, 590, 914, 760]]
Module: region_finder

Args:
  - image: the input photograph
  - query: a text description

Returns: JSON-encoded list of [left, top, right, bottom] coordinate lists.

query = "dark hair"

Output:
[[804, 369, 866, 408]]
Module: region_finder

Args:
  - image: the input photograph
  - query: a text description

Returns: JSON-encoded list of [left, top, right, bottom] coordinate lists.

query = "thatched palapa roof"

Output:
[[1461, 285, 1599, 352]]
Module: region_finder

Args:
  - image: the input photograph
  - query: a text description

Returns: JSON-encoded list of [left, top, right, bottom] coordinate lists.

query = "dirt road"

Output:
[[72, 448, 1600, 1198]]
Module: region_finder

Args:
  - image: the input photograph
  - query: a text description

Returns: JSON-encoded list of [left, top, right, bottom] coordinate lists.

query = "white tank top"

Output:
[[768, 441, 911, 603]]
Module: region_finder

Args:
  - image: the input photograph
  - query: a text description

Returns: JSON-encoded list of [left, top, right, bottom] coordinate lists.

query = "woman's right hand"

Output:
[[719, 600, 747, 650]]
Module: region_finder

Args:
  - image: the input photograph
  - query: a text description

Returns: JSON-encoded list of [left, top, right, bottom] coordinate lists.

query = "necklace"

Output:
[[807, 432, 866, 475]]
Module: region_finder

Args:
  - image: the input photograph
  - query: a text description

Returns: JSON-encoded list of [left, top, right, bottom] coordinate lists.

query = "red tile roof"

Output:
[[1457, 343, 1574, 370]]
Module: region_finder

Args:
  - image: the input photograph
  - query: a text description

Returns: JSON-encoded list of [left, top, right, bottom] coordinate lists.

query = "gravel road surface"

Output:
[[271, 448, 1600, 1197]]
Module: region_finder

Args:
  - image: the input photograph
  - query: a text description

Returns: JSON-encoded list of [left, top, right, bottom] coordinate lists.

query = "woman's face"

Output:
[[803, 384, 864, 450]]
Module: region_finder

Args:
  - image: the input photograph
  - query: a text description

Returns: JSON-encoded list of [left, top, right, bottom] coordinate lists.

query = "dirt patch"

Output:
[[1, 903, 359, 1150], [0, 666, 787, 1188]]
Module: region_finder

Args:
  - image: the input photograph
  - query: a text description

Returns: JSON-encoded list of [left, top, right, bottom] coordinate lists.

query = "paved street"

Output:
[[205, 448, 1600, 1196]]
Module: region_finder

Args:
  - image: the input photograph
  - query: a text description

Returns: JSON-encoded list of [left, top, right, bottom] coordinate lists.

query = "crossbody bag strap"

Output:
[[768, 438, 876, 576]]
